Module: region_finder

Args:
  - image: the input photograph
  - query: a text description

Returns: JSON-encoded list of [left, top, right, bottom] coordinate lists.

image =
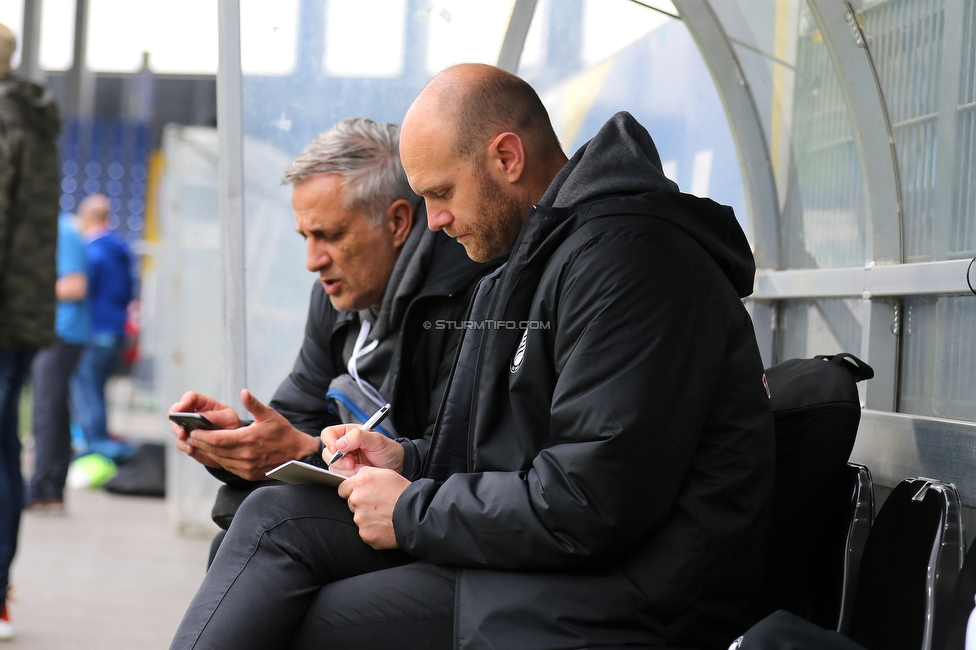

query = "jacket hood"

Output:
[[535, 112, 755, 297], [0, 75, 61, 138], [540, 111, 679, 209], [370, 210, 430, 341]]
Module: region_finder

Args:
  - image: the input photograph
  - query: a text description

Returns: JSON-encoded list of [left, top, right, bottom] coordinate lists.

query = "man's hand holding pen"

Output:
[[325, 403, 391, 467], [321, 405, 410, 550], [320, 409, 404, 476]]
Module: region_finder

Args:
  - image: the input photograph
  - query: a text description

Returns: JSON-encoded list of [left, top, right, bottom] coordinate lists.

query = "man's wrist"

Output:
[[392, 443, 405, 475], [299, 439, 327, 469], [286, 423, 322, 458]]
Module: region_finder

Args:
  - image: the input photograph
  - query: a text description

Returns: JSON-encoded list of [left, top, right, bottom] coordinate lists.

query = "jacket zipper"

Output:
[[420, 277, 484, 478], [463, 207, 539, 472]]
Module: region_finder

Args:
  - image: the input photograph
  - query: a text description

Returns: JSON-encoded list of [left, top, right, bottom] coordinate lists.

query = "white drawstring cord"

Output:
[[347, 319, 387, 409]]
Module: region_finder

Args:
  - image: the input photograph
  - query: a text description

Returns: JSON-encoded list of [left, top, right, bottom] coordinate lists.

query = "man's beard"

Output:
[[462, 161, 526, 263]]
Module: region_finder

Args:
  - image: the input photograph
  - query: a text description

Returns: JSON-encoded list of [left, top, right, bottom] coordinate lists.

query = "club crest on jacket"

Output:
[[511, 328, 528, 373]]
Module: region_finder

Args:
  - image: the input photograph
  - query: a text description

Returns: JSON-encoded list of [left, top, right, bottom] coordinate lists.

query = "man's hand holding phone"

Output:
[[169, 392, 243, 433], [168, 391, 241, 469], [170, 388, 322, 481]]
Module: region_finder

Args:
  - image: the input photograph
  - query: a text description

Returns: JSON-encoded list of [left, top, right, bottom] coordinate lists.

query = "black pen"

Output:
[[327, 403, 391, 466]]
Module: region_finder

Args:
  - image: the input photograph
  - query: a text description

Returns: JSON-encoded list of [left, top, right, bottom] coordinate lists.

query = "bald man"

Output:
[[0, 20, 61, 640], [171, 64, 774, 650], [70, 195, 136, 462]]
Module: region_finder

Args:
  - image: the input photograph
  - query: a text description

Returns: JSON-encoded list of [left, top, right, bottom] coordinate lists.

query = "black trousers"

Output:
[[170, 484, 456, 650], [29, 338, 83, 501]]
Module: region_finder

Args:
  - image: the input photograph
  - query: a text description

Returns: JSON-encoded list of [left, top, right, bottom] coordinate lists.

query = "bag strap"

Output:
[[815, 352, 875, 382]]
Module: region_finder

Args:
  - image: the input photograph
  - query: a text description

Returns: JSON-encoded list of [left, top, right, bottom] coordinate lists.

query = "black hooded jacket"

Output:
[[393, 113, 775, 649]]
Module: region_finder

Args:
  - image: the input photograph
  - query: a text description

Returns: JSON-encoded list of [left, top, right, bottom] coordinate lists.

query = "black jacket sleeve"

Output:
[[394, 226, 751, 569]]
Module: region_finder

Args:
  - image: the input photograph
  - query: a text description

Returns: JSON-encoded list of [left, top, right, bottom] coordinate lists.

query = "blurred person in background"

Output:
[[0, 20, 61, 641], [70, 194, 136, 463], [27, 212, 91, 515]]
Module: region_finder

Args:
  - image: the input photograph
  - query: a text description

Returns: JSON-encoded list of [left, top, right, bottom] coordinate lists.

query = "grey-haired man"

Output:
[[169, 118, 494, 541]]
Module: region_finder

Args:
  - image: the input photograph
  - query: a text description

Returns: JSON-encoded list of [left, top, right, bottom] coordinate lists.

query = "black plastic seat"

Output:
[[835, 464, 874, 633], [939, 527, 976, 650], [806, 462, 875, 633], [846, 477, 965, 650]]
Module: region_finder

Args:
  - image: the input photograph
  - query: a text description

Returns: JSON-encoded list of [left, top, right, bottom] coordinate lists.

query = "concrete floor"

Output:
[[10, 489, 211, 649], [9, 378, 212, 648]]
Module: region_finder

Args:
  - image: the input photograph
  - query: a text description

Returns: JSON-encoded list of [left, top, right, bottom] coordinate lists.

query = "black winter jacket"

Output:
[[393, 114, 775, 649]]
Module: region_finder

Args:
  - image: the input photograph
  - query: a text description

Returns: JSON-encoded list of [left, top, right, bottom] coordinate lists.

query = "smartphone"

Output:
[[168, 412, 219, 432]]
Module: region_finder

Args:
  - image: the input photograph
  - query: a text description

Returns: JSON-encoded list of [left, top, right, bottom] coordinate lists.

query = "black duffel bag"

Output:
[[763, 353, 874, 624]]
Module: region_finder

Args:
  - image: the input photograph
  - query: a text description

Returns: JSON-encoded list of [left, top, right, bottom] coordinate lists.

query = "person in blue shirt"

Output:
[[70, 195, 136, 462], [27, 212, 91, 512]]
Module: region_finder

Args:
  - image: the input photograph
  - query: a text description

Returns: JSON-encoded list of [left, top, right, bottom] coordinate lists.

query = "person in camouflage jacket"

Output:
[[0, 40, 61, 349], [0, 21, 61, 641]]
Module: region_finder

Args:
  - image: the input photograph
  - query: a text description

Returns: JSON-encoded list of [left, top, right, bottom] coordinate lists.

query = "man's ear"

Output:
[[386, 199, 414, 248], [488, 132, 526, 183]]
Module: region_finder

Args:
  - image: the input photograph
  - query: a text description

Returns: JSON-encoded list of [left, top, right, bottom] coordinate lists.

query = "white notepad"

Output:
[[265, 460, 346, 487]]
